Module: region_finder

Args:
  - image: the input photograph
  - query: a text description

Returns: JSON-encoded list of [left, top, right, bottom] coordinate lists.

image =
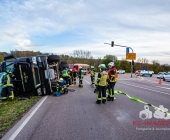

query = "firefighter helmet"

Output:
[[98, 64, 107, 71], [59, 78, 64, 82], [108, 62, 114, 67]]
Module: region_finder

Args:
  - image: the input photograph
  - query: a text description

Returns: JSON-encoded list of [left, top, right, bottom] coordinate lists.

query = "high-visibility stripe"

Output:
[[114, 90, 170, 116]]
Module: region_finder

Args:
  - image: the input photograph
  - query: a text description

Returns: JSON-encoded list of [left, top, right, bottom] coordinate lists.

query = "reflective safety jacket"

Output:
[[2, 74, 13, 87], [62, 69, 69, 77], [97, 71, 108, 86], [78, 69, 84, 78], [1, 73, 14, 100], [108, 67, 117, 82], [90, 70, 96, 77]]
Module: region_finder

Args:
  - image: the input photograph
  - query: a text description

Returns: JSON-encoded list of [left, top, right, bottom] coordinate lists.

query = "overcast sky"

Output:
[[0, 0, 170, 64]]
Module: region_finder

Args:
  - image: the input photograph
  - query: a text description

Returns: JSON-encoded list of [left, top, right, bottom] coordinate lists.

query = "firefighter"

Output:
[[90, 66, 96, 85], [95, 64, 108, 104], [61, 67, 69, 87], [67, 69, 72, 85], [78, 66, 84, 87], [56, 78, 67, 94], [107, 62, 118, 101], [1, 73, 14, 100], [72, 67, 77, 85]]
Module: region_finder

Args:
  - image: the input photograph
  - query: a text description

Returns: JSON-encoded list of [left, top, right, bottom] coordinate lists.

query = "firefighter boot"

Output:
[[102, 100, 106, 104], [107, 95, 111, 101], [96, 100, 101, 104]]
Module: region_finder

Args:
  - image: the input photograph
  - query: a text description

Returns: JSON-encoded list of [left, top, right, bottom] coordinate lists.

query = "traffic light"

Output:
[[132, 60, 134, 65], [111, 41, 114, 47], [129, 61, 134, 65]]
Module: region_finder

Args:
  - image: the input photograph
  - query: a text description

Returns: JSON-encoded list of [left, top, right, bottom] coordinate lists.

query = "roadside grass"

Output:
[[0, 96, 41, 139]]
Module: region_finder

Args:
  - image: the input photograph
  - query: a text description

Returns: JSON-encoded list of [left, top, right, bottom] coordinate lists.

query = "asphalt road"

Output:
[[2, 73, 170, 140]]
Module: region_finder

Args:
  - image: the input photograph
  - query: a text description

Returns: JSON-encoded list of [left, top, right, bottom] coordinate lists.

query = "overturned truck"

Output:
[[0, 54, 61, 99]]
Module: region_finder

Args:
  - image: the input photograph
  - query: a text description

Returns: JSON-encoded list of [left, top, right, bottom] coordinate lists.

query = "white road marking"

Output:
[[155, 86, 170, 90], [119, 77, 170, 86], [9, 96, 48, 140], [85, 80, 90, 84], [119, 82, 170, 96]]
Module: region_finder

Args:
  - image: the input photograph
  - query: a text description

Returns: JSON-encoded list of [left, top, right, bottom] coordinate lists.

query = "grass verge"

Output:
[[0, 96, 41, 139]]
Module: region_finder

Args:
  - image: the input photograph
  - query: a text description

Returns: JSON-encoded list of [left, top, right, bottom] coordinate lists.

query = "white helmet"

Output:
[[91, 66, 94, 69], [98, 64, 106, 68], [108, 62, 114, 67], [79, 66, 82, 69], [59, 78, 64, 82], [98, 64, 107, 71]]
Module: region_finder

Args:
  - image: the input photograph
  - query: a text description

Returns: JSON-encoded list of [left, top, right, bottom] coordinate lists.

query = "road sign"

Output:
[[126, 48, 129, 53], [126, 53, 136, 60]]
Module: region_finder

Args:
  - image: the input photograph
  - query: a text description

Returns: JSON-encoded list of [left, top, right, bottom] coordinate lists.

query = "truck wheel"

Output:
[[59, 64, 69, 71], [60, 64, 69, 68], [47, 55, 60, 63], [60, 61, 67, 64]]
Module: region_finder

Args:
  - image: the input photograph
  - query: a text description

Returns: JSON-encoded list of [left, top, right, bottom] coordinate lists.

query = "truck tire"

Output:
[[59, 64, 69, 71], [60, 64, 69, 68], [60, 61, 67, 64], [47, 55, 60, 63]]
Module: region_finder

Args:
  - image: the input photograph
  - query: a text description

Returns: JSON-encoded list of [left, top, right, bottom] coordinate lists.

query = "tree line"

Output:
[[0, 49, 169, 74]]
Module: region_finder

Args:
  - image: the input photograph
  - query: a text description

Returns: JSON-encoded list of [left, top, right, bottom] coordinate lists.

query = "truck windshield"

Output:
[[5, 61, 14, 73]]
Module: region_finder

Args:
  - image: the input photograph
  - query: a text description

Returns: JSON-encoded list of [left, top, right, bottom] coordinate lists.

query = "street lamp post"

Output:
[[104, 42, 134, 78]]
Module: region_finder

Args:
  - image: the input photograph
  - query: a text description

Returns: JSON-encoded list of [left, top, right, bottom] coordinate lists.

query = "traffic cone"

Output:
[[158, 78, 162, 84]]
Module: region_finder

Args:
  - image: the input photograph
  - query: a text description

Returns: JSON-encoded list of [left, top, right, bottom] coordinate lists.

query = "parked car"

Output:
[[148, 71, 154, 74], [117, 70, 125, 74], [157, 72, 167, 79], [140, 70, 152, 77], [163, 73, 170, 81]]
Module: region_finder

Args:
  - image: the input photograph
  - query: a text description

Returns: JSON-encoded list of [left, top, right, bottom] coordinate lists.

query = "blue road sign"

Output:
[[126, 48, 129, 53]]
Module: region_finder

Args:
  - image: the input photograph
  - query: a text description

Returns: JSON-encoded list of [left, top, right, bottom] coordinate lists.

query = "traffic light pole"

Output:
[[104, 42, 134, 78]]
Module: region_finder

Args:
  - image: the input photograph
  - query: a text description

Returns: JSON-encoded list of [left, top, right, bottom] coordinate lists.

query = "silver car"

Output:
[[157, 72, 167, 79], [163, 72, 170, 81]]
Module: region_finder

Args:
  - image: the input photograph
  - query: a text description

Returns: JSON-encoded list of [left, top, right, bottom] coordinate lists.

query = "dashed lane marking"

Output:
[[119, 82, 170, 96]]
